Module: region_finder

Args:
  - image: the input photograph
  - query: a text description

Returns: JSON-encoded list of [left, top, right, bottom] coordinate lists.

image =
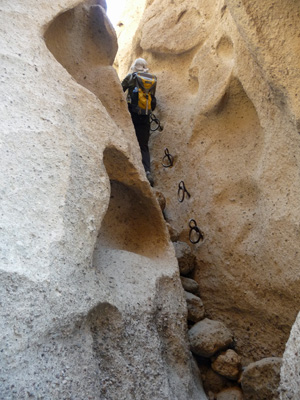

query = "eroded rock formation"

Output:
[[0, 1, 207, 398], [279, 312, 300, 399], [116, 0, 300, 397]]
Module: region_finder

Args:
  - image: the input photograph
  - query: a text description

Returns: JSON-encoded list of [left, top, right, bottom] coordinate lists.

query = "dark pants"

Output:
[[130, 110, 151, 172]]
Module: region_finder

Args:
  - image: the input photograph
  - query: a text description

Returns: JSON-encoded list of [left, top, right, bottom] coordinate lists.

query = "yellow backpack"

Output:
[[131, 72, 157, 115]]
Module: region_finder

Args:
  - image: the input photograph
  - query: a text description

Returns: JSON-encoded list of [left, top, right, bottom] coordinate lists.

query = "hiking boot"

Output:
[[146, 171, 154, 187]]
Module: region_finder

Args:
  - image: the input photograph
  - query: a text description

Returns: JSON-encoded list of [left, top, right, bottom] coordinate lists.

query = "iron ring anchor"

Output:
[[178, 180, 191, 203], [162, 148, 174, 168], [189, 219, 204, 244], [150, 113, 163, 132]]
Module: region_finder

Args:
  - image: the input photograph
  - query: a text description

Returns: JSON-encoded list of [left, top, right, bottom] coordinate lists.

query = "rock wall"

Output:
[[279, 312, 300, 399], [0, 1, 207, 398], [116, 0, 300, 368]]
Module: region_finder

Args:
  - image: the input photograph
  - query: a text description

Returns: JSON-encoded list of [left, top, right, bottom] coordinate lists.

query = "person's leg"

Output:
[[139, 143, 151, 172], [131, 113, 151, 172], [130, 113, 154, 186]]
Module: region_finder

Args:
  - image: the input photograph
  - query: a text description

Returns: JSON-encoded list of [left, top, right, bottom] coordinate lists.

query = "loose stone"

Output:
[[173, 241, 196, 275], [180, 276, 199, 294], [241, 357, 282, 400], [189, 318, 234, 358], [211, 349, 241, 380], [216, 387, 243, 400], [185, 291, 205, 322]]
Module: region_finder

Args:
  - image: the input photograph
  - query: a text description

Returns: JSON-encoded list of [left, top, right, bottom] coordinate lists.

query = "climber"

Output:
[[121, 58, 157, 187]]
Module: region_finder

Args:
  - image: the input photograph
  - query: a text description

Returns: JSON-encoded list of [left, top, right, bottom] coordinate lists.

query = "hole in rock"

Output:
[[44, 0, 125, 127], [44, 3, 116, 69], [93, 147, 168, 259], [216, 35, 234, 61]]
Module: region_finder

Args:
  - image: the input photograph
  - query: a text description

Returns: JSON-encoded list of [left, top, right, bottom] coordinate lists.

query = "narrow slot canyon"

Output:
[[1, 0, 300, 399]]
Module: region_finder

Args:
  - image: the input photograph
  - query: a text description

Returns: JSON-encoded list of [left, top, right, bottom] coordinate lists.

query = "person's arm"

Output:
[[121, 73, 133, 92], [151, 95, 156, 111]]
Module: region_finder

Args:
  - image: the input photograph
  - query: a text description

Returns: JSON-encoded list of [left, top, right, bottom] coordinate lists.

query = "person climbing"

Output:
[[121, 58, 157, 187]]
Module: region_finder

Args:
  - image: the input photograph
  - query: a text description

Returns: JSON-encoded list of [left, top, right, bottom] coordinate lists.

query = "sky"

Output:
[[106, 0, 126, 26]]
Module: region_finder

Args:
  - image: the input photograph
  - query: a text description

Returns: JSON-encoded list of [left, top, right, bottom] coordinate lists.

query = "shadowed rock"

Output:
[[211, 349, 241, 381], [173, 241, 196, 275], [185, 291, 205, 323], [181, 276, 200, 294]]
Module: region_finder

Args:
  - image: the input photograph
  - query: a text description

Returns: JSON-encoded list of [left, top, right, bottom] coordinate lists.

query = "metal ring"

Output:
[[189, 219, 204, 244], [162, 148, 174, 167], [189, 219, 197, 229], [178, 181, 191, 203], [150, 113, 163, 132]]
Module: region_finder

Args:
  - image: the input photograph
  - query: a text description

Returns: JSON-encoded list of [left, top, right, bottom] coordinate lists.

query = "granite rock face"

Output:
[[0, 1, 207, 399], [116, 0, 300, 367]]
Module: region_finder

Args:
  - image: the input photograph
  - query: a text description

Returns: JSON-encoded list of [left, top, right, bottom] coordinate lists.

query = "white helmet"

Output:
[[131, 58, 149, 73]]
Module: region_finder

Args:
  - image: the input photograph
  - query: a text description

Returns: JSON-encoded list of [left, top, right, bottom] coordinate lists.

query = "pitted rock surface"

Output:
[[0, 1, 207, 399]]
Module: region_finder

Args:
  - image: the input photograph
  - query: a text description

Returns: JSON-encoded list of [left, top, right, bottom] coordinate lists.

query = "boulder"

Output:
[[185, 291, 205, 322], [173, 241, 196, 275], [212, 349, 241, 380], [216, 387, 243, 400], [241, 357, 282, 400], [189, 318, 234, 358], [180, 276, 200, 294], [202, 368, 231, 395]]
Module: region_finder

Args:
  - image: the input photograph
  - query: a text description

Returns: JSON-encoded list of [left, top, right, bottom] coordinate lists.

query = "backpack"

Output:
[[130, 72, 157, 115]]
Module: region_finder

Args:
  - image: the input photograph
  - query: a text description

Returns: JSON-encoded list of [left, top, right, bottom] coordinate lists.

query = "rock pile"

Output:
[[171, 239, 282, 399], [172, 240, 243, 398]]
